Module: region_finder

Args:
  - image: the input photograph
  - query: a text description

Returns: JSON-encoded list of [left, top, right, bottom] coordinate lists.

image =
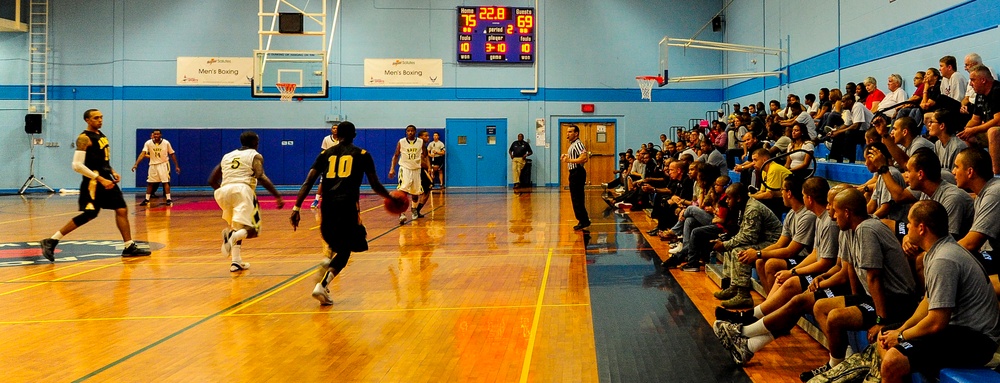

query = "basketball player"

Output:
[[39, 109, 151, 261], [388, 124, 424, 224], [289, 121, 391, 305], [427, 132, 445, 188], [413, 130, 434, 218], [311, 123, 339, 209], [131, 129, 181, 206], [208, 131, 285, 272]]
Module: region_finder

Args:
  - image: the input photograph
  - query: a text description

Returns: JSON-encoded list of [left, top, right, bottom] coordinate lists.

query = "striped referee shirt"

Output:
[[567, 139, 586, 170]]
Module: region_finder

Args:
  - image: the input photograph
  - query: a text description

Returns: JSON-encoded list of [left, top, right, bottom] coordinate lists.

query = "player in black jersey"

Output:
[[289, 121, 391, 305], [39, 109, 151, 260]]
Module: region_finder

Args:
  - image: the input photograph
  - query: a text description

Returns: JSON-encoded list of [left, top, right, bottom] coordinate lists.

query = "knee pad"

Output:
[[72, 210, 100, 226]]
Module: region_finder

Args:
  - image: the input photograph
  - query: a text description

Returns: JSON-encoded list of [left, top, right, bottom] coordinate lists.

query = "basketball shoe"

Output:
[[312, 283, 333, 305], [221, 228, 233, 257], [39, 238, 58, 262], [121, 243, 151, 257]]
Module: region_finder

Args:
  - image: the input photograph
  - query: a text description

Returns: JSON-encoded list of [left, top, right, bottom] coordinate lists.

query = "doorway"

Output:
[[445, 118, 508, 187], [559, 120, 617, 188]]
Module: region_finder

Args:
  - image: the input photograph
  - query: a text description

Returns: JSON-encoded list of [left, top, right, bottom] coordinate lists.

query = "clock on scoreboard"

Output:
[[457, 6, 535, 63]]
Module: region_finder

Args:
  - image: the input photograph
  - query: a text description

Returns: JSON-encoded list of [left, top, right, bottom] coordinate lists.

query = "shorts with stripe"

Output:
[[214, 183, 261, 233], [397, 167, 423, 195], [147, 162, 171, 183], [78, 178, 127, 211], [799, 274, 851, 301]]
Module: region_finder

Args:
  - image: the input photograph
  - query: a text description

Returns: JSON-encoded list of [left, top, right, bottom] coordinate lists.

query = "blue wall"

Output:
[[722, 0, 1000, 110], [0, 0, 726, 190]]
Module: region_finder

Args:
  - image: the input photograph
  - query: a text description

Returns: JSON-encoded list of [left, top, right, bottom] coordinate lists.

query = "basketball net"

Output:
[[635, 76, 663, 101], [276, 83, 297, 102]]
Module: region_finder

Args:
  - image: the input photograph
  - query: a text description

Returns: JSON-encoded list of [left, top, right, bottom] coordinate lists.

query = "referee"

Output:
[[561, 125, 590, 230]]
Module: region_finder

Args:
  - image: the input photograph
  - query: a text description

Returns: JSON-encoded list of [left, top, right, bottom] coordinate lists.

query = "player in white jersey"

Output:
[[208, 131, 285, 272], [311, 124, 339, 209], [427, 132, 446, 188], [388, 125, 424, 224], [131, 130, 181, 206]]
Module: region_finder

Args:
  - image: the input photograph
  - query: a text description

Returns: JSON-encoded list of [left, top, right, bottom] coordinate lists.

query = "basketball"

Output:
[[384, 191, 409, 214]]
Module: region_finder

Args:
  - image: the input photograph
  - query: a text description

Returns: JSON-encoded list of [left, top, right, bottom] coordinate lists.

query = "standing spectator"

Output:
[[508, 133, 532, 188], [561, 125, 590, 230]]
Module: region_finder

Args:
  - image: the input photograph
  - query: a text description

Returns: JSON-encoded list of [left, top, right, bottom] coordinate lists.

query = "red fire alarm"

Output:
[[581, 104, 595, 113]]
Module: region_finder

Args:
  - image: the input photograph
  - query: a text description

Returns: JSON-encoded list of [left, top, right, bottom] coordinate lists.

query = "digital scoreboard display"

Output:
[[457, 6, 535, 63]]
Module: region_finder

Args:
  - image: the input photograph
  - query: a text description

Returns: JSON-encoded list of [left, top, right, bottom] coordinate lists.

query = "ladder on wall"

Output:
[[28, 0, 48, 115]]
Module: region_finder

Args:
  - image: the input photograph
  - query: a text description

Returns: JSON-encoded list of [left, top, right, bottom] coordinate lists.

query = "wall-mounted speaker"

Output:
[[712, 16, 723, 32], [25, 114, 42, 134]]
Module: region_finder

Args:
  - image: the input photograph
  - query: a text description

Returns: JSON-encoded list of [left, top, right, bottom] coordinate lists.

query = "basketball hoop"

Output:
[[635, 76, 664, 101], [276, 82, 297, 102]]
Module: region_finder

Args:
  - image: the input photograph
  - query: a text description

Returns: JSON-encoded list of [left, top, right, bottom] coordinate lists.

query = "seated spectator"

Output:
[[959, 53, 997, 115], [604, 152, 630, 192], [701, 139, 728, 179], [732, 131, 763, 187], [805, 93, 819, 116], [881, 116, 933, 169], [828, 94, 872, 163], [893, 71, 926, 122], [876, 200, 1000, 382], [726, 115, 749, 168], [927, 109, 967, 182], [750, 148, 792, 217], [919, 67, 963, 115], [954, 148, 1000, 281], [645, 160, 693, 233], [717, 188, 918, 368], [710, 182, 783, 309], [959, 65, 1000, 173], [939, 55, 967, 102], [845, 82, 858, 101], [716, 181, 843, 327], [878, 74, 909, 118], [864, 76, 886, 113], [765, 123, 791, 157], [812, 88, 830, 120], [785, 123, 815, 180], [862, 143, 909, 222], [765, 100, 782, 126], [748, 176, 816, 292], [780, 102, 818, 141], [664, 175, 732, 271], [660, 162, 721, 251], [816, 88, 844, 132]]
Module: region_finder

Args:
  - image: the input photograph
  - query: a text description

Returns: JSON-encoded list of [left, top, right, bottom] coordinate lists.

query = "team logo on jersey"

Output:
[[0, 240, 164, 267]]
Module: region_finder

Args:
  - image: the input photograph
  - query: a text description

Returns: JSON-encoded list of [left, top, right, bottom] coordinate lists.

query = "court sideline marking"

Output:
[[70, 204, 442, 382], [519, 247, 554, 383]]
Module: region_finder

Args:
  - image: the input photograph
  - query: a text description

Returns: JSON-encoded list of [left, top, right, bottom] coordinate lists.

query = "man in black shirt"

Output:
[[39, 109, 151, 260], [958, 65, 1000, 174], [509, 133, 533, 188], [290, 121, 392, 305]]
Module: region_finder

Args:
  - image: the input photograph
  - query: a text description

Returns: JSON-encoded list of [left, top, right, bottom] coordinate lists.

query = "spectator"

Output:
[[863, 143, 909, 222], [879, 74, 908, 118], [876, 200, 1000, 382], [928, 108, 967, 182], [829, 93, 873, 163], [748, 176, 816, 292], [960, 65, 1000, 174], [882, 116, 934, 169], [954, 147, 1000, 278], [702, 139, 728, 179], [845, 82, 858, 101], [646, 160, 693, 233], [940, 55, 967, 102], [805, 93, 819, 116], [960, 53, 997, 115], [785, 123, 815, 180], [864, 76, 886, 113], [781, 101, 818, 141], [666, 175, 732, 271], [733, 131, 763, 188], [766, 122, 791, 157], [750, 148, 791, 217], [710, 182, 783, 309]]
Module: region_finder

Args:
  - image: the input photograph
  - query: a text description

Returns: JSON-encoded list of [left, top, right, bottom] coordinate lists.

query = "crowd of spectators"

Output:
[[604, 52, 1000, 382]]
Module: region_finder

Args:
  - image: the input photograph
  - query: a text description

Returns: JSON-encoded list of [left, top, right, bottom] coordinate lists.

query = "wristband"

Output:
[[897, 330, 906, 343], [292, 206, 301, 212], [790, 268, 798, 276], [756, 250, 762, 259], [875, 315, 884, 325]]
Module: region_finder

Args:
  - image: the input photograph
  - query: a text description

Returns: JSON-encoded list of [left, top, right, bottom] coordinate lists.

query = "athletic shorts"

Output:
[[320, 201, 369, 253], [844, 293, 917, 327], [214, 184, 260, 232], [895, 325, 998, 374], [782, 256, 808, 269], [430, 156, 444, 167], [78, 177, 127, 211], [973, 249, 999, 276], [397, 167, 423, 195], [147, 162, 171, 183], [799, 274, 852, 301]]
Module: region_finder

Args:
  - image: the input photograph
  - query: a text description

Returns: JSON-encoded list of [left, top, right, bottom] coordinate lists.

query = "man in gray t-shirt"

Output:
[[743, 177, 817, 292], [874, 148, 973, 239], [955, 147, 1000, 275], [865, 143, 910, 222], [877, 200, 1000, 379]]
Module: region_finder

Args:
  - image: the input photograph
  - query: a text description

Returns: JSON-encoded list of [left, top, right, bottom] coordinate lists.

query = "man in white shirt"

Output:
[[131, 130, 181, 206], [829, 95, 873, 163], [879, 74, 909, 118], [940, 55, 967, 102]]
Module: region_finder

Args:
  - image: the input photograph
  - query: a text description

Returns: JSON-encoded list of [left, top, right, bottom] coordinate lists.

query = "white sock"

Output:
[[830, 356, 844, 367], [742, 320, 770, 338], [753, 306, 764, 318], [165, 193, 171, 200], [124, 240, 134, 248], [747, 333, 775, 353], [52, 232, 63, 240], [231, 245, 242, 264], [230, 229, 248, 244], [145, 194, 150, 200]]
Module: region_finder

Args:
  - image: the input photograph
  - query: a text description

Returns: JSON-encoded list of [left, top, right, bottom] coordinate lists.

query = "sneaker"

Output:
[[121, 243, 151, 257], [399, 213, 407, 225], [230, 262, 249, 272], [312, 282, 334, 305], [669, 243, 684, 255], [715, 307, 756, 325], [808, 351, 871, 383], [221, 228, 233, 257], [721, 289, 754, 309], [680, 262, 701, 272], [39, 238, 58, 262], [712, 320, 743, 350], [661, 256, 683, 270], [713, 286, 738, 300], [139, 200, 149, 206], [799, 363, 832, 382], [614, 186, 625, 193], [310, 199, 320, 209], [573, 222, 591, 231], [165, 199, 173, 206], [728, 333, 755, 365]]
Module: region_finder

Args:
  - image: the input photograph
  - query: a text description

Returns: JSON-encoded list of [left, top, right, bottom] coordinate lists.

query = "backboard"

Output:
[[252, 50, 328, 98]]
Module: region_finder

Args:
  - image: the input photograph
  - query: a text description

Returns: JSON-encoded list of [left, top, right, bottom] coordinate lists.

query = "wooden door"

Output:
[[559, 121, 616, 187]]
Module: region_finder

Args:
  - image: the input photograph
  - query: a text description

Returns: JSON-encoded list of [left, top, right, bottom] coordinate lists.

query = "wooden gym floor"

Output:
[[0, 188, 824, 382]]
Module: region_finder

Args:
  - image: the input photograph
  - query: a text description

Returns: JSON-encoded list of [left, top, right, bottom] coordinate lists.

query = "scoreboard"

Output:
[[457, 6, 535, 63]]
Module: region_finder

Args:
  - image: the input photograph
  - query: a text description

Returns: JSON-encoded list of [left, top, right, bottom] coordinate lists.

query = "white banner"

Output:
[[364, 59, 443, 87], [177, 57, 253, 85]]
